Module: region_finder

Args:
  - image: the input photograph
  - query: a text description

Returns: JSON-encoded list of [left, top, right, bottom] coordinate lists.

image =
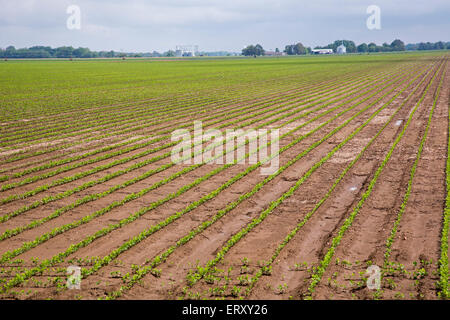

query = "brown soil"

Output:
[[0, 55, 448, 301]]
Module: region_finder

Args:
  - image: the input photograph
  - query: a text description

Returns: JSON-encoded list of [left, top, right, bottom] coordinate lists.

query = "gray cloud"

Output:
[[0, 0, 448, 52]]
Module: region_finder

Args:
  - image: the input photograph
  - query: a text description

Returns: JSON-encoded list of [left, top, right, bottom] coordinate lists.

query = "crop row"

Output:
[[0, 79, 299, 160], [243, 61, 440, 298], [0, 81, 300, 165], [0, 61, 422, 294], [2, 57, 393, 123], [99, 63, 430, 299], [0, 60, 334, 121], [1, 65, 362, 138], [0, 64, 415, 242], [305, 59, 444, 299], [0, 62, 400, 179], [0, 67, 370, 175], [0, 80, 294, 148], [0, 61, 290, 121], [0, 65, 407, 249], [1, 64, 366, 149], [0, 68, 375, 181], [439, 68, 450, 299], [177, 62, 434, 294], [0, 79, 266, 138], [383, 67, 445, 267], [0, 65, 398, 205], [380, 64, 447, 299], [0, 75, 313, 147], [0, 59, 408, 160]]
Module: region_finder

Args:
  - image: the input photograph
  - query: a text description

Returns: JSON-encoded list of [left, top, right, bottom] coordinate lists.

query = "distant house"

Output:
[[265, 51, 286, 56], [311, 49, 333, 55]]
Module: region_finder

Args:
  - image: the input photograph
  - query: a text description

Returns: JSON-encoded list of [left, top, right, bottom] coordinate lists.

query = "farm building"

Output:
[[311, 48, 333, 54], [265, 51, 286, 56], [175, 45, 198, 57], [337, 43, 346, 54]]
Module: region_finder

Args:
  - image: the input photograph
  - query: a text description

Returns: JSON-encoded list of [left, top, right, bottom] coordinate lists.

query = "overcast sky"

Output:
[[1, 0, 449, 52]]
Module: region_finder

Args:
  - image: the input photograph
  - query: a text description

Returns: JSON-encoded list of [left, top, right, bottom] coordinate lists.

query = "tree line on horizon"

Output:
[[0, 40, 448, 59], [0, 46, 118, 59], [241, 39, 450, 56], [0, 46, 179, 59]]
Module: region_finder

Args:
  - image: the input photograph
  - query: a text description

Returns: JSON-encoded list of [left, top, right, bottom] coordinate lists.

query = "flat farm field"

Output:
[[0, 53, 449, 300]]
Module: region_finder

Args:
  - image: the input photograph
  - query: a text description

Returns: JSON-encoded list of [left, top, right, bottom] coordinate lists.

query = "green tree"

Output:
[[284, 45, 294, 55], [242, 45, 255, 56], [357, 43, 368, 53], [55, 46, 74, 58], [284, 43, 306, 55], [382, 42, 392, 52], [390, 39, 405, 51], [255, 44, 265, 56], [73, 47, 92, 58], [242, 44, 265, 56], [434, 41, 445, 50], [294, 42, 306, 55], [5, 46, 16, 57], [164, 50, 175, 57], [368, 42, 377, 52]]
